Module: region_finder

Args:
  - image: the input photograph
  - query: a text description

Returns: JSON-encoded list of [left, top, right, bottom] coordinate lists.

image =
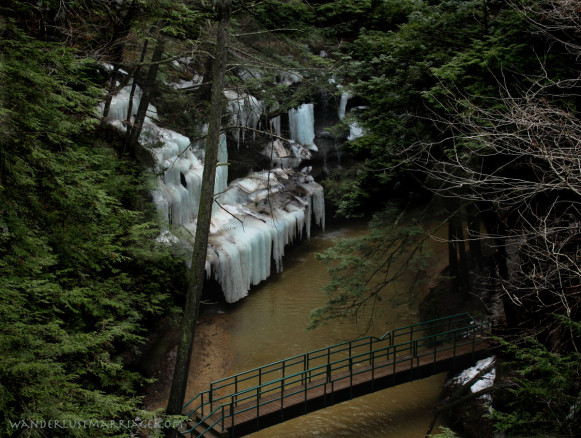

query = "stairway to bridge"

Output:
[[178, 313, 493, 438]]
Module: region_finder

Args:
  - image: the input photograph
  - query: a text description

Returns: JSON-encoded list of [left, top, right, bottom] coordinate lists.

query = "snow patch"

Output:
[[171, 74, 203, 89], [453, 356, 496, 405]]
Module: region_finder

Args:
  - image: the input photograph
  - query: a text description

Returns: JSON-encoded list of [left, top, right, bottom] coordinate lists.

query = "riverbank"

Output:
[[138, 220, 460, 437], [142, 310, 233, 411]]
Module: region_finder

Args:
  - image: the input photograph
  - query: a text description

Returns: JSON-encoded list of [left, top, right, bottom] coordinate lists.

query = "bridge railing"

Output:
[[180, 314, 492, 437], [183, 313, 473, 415]]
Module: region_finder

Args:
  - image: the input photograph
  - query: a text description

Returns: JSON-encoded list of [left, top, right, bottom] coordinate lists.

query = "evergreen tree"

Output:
[[0, 1, 188, 435]]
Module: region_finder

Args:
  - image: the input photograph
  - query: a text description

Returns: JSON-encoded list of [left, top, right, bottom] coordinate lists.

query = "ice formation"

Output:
[[337, 90, 365, 141], [225, 90, 265, 147], [263, 140, 312, 169], [171, 74, 203, 90], [453, 356, 496, 404], [207, 169, 324, 302], [338, 90, 351, 121], [277, 71, 302, 85], [103, 83, 325, 303], [289, 103, 318, 151], [225, 90, 316, 170], [102, 81, 158, 123], [347, 121, 365, 141]]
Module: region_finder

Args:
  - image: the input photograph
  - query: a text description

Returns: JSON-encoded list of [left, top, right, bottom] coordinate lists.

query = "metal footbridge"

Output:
[[179, 313, 492, 437]]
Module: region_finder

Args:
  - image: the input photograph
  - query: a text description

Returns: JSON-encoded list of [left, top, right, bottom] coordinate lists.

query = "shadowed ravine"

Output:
[[142, 220, 451, 436], [166, 219, 452, 437]]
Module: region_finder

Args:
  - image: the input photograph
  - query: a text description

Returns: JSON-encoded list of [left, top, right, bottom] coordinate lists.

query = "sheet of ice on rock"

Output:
[[103, 82, 325, 303], [208, 169, 325, 302]]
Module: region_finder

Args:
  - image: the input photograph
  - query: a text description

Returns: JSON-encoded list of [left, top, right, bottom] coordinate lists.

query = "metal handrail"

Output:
[[179, 314, 492, 437], [193, 313, 473, 405]]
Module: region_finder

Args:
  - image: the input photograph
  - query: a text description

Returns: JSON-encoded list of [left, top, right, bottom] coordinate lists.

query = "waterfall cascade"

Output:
[[103, 82, 325, 303], [225, 90, 265, 147], [289, 103, 318, 151], [338, 90, 365, 141]]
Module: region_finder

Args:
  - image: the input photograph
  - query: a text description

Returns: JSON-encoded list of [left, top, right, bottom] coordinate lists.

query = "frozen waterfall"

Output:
[[103, 84, 325, 303], [289, 103, 318, 151], [102, 82, 158, 124], [225, 89, 315, 171], [225, 90, 265, 147], [337, 90, 365, 141], [207, 169, 324, 302], [338, 91, 351, 121]]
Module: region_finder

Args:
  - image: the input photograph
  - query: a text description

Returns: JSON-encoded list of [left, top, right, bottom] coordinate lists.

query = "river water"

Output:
[[204, 220, 449, 437]]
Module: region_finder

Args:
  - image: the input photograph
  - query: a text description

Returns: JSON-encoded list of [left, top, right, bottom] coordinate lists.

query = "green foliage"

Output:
[[321, 0, 541, 215], [314, 0, 418, 37], [310, 206, 436, 328], [0, 13, 186, 437], [426, 5, 538, 109], [249, 0, 317, 31], [159, 0, 209, 40], [493, 330, 581, 437], [322, 165, 371, 218], [429, 426, 459, 438]]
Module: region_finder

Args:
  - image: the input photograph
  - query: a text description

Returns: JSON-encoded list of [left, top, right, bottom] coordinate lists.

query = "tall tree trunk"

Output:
[[448, 218, 459, 293], [480, 205, 514, 324], [454, 216, 471, 293], [100, 0, 140, 120], [165, 0, 231, 434], [126, 29, 165, 151], [125, 36, 150, 139], [468, 205, 484, 273]]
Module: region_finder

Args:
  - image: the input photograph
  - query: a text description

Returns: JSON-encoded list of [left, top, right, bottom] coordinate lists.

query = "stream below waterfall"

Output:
[[188, 219, 450, 437]]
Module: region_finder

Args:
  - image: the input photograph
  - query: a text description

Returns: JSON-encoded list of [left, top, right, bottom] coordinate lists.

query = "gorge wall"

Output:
[[101, 74, 361, 303]]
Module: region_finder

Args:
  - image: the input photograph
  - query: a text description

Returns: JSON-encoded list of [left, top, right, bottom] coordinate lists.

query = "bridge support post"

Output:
[[304, 371, 308, 414], [230, 401, 234, 437], [392, 348, 397, 385], [349, 357, 353, 399], [256, 386, 261, 432], [209, 384, 213, 412], [323, 378, 328, 407], [433, 335, 438, 373], [234, 376, 238, 407], [453, 331, 457, 369], [371, 352, 375, 392], [280, 378, 284, 423]]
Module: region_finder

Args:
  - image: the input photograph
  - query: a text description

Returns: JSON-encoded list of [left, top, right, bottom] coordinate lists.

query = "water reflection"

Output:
[[252, 374, 446, 438], [221, 221, 448, 437]]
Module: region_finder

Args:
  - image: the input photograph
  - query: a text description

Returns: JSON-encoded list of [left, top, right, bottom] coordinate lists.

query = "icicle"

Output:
[[289, 103, 317, 151], [338, 91, 351, 121], [103, 86, 326, 303], [213, 133, 229, 215], [102, 84, 158, 125], [225, 90, 265, 148], [348, 122, 364, 141]]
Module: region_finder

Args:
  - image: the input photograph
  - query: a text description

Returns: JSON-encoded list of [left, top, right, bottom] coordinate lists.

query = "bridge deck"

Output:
[[193, 341, 490, 437], [180, 314, 494, 438]]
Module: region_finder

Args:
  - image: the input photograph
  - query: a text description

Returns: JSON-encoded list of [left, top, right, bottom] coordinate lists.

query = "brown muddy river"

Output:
[[206, 220, 450, 437]]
